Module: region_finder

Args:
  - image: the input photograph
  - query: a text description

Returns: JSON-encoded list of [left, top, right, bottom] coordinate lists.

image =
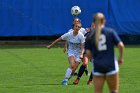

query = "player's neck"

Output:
[[73, 31, 78, 36]]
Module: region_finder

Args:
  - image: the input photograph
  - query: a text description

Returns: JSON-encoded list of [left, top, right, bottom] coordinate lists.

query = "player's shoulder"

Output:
[[79, 27, 88, 35], [68, 28, 74, 32], [63, 30, 73, 37], [78, 31, 84, 36], [80, 27, 85, 31], [103, 27, 115, 33], [78, 32, 85, 39], [79, 27, 86, 33], [102, 27, 116, 36]]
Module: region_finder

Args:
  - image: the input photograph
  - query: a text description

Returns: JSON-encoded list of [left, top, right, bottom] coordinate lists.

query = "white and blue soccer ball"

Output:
[[71, 6, 81, 16]]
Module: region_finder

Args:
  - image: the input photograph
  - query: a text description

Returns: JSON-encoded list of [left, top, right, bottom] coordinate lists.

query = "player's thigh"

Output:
[[106, 73, 119, 92], [83, 55, 89, 66], [74, 61, 80, 70], [93, 76, 105, 93], [68, 56, 75, 68]]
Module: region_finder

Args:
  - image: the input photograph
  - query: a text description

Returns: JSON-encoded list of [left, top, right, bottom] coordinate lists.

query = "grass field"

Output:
[[0, 46, 140, 93]]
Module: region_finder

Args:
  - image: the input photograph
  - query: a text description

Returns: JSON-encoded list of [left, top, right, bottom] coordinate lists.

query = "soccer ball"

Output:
[[71, 6, 81, 16]]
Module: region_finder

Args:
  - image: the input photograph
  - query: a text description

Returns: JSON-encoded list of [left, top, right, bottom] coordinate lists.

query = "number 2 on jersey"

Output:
[[98, 34, 107, 51]]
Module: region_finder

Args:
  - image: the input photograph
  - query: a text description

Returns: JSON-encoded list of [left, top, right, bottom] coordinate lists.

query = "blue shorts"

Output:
[[92, 60, 119, 76]]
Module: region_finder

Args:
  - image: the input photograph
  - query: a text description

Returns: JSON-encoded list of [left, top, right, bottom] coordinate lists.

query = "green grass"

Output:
[[0, 46, 139, 93]]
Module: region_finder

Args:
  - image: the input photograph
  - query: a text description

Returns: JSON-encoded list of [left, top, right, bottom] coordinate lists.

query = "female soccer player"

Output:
[[64, 17, 89, 76], [63, 18, 87, 52], [47, 23, 85, 85], [73, 23, 95, 85], [85, 13, 124, 93]]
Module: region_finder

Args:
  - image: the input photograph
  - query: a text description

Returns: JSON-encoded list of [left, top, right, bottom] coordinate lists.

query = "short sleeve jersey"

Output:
[[85, 27, 121, 72], [61, 31, 85, 53]]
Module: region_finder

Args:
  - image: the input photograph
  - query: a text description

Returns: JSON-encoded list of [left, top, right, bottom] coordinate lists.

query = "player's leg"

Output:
[[71, 54, 81, 75], [75, 56, 87, 77], [106, 73, 119, 93], [72, 61, 80, 74], [93, 75, 105, 93], [74, 61, 88, 76], [73, 55, 88, 84], [84, 64, 89, 76], [87, 60, 94, 85], [62, 56, 75, 85], [73, 70, 78, 76], [87, 72, 93, 85]]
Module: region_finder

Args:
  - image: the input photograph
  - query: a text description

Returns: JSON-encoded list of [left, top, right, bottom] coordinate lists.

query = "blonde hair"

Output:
[[93, 13, 105, 48]]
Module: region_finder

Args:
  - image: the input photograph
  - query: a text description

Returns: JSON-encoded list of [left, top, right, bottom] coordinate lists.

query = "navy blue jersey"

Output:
[[85, 27, 121, 73], [83, 28, 93, 54]]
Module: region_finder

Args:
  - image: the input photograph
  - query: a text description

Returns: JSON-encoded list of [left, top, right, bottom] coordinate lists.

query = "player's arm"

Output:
[[112, 30, 125, 65], [80, 43, 84, 58], [47, 37, 62, 49], [84, 33, 92, 60], [63, 41, 67, 53], [117, 42, 124, 65], [85, 49, 92, 60]]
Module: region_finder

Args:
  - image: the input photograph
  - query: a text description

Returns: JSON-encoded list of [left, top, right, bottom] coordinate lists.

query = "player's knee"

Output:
[[71, 65, 77, 70], [82, 64, 87, 67], [70, 66, 75, 69], [83, 61, 88, 66]]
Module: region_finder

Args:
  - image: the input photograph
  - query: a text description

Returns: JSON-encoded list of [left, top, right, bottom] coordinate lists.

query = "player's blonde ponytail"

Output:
[[93, 13, 105, 49]]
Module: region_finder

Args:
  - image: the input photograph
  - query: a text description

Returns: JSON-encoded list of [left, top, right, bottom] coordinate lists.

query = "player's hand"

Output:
[[63, 48, 67, 53], [85, 28, 90, 32], [47, 45, 51, 49], [118, 58, 123, 65], [80, 54, 83, 59]]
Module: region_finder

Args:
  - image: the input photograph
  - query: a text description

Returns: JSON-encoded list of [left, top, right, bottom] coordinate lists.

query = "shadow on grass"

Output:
[[23, 83, 74, 86], [45, 83, 74, 86]]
